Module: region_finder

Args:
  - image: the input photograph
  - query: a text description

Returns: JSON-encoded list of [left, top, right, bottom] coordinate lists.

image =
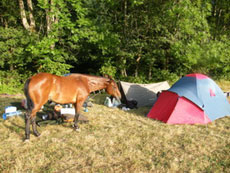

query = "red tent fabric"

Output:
[[147, 91, 211, 124]]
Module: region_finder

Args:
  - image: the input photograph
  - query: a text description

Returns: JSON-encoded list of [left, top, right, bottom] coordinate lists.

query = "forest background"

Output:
[[0, 0, 230, 93]]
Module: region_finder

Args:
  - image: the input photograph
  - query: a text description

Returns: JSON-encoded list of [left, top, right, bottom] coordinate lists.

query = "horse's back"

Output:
[[27, 72, 91, 104], [30, 72, 57, 81]]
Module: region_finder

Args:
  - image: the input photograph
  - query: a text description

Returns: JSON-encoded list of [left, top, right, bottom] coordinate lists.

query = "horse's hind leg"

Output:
[[25, 112, 31, 140], [25, 110, 40, 140], [27, 99, 47, 138], [30, 104, 45, 137], [31, 115, 40, 137]]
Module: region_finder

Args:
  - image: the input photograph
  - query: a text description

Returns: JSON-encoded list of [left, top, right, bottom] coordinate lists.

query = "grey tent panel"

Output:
[[120, 81, 170, 107]]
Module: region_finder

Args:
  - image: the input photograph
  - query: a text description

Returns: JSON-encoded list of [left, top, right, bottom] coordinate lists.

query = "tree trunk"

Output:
[[121, 68, 127, 77], [148, 65, 152, 80], [46, 0, 54, 34], [45, 0, 58, 49], [123, 0, 127, 37], [18, 0, 36, 32], [135, 55, 141, 77], [27, 0, 36, 32], [18, 0, 30, 31]]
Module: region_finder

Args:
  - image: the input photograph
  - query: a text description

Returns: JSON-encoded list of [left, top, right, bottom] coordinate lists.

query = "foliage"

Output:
[[0, 70, 25, 94], [0, 27, 31, 70], [1, 0, 230, 94], [99, 60, 117, 77], [27, 36, 73, 75]]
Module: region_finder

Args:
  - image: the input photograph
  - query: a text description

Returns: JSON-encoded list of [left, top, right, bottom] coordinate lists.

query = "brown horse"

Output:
[[24, 72, 121, 140]]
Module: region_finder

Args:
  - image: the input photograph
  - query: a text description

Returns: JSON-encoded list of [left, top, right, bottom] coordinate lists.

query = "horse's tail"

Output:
[[24, 79, 34, 112]]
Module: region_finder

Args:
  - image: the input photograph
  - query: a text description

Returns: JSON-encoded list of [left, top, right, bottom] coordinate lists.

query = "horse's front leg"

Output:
[[73, 111, 80, 131], [73, 96, 88, 131]]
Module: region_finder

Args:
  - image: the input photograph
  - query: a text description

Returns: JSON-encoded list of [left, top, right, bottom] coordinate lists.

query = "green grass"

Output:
[[0, 83, 230, 172]]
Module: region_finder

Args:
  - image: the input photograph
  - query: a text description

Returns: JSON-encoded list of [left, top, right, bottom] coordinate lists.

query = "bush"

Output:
[[119, 75, 148, 84], [0, 71, 25, 94], [150, 69, 179, 85], [99, 61, 117, 77]]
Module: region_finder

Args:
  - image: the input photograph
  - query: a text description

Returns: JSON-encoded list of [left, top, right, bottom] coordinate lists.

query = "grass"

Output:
[[0, 82, 230, 172]]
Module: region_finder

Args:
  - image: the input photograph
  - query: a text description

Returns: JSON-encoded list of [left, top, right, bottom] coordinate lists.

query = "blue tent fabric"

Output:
[[169, 74, 230, 121], [63, 73, 71, 76]]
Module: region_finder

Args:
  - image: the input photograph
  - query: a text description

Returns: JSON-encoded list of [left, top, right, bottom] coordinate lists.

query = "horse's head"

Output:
[[105, 76, 121, 101]]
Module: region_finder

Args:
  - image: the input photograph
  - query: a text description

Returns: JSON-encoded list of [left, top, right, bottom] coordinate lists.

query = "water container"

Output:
[[5, 106, 17, 113], [2, 110, 22, 120], [104, 97, 113, 107], [112, 98, 121, 107], [84, 107, 88, 112]]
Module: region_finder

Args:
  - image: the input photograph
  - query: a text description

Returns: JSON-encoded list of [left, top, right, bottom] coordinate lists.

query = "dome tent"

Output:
[[147, 74, 230, 124]]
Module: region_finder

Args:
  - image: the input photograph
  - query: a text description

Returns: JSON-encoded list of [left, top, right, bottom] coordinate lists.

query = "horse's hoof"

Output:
[[34, 133, 41, 137], [75, 128, 81, 132], [24, 139, 30, 143]]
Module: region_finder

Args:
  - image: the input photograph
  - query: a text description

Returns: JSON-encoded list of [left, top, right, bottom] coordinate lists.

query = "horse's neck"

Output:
[[87, 78, 108, 92], [70, 74, 108, 92]]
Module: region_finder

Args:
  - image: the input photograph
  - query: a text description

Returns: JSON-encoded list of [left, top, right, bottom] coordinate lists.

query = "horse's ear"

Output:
[[108, 75, 113, 80], [104, 74, 109, 78], [104, 74, 113, 81]]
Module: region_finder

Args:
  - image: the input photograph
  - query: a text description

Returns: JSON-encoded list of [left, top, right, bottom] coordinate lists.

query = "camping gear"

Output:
[[21, 99, 27, 109], [119, 81, 170, 107], [3, 111, 22, 120], [2, 106, 22, 120], [104, 97, 113, 107], [119, 99, 138, 110], [122, 107, 130, 111], [39, 108, 89, 123], [60, 108, 75, 115], [41, 114, 49, 121], [59, 113, 89, 123], [125, 100, 138, 109], [24, 72, 121, 140], [224, 92, 230, 97], [104, 97, 121, 108], [84, 107, 88, 112], [147, 73, 230, 124], [5, 106, 17, 113]]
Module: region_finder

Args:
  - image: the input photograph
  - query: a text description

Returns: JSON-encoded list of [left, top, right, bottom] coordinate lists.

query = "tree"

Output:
[[18, 0, 36, 32]]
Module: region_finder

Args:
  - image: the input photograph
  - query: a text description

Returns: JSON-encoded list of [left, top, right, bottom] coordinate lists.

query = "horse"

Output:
[[24, 72, 121, 140]]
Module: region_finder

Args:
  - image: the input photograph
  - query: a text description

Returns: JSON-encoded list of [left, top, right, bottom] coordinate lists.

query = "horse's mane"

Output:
[[69, 73, 111, 91], [69, 73, 110, 82]]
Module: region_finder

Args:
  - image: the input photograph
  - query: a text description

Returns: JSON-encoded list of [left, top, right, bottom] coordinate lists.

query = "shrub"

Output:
[[0, 70, 25, 94]]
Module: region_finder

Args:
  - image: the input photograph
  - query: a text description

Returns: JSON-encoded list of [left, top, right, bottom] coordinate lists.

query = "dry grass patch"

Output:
[[0, 88, 230, 172]]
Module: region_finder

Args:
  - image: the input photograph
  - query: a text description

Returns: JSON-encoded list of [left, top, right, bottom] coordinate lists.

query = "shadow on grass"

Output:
[[0, 97, 25, 139], [92, 93, 152, 118], [2, 119, 25, 139], [10, 101, 23, 110], [127, 106, 151, 117]]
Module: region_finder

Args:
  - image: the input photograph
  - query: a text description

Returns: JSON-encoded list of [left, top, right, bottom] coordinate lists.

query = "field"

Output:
[[0, 81, 230, 172]]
